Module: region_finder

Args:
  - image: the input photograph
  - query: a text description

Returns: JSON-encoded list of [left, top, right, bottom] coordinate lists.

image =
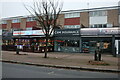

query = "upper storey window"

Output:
[[12, 19, 20, 23], [65, 12, 80, 18], [89, 10, 107, 17], [27, 17, 35, 22]]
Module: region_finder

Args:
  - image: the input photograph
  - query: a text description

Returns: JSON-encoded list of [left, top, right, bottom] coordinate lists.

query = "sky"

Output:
[[0, 0, 120, 18]]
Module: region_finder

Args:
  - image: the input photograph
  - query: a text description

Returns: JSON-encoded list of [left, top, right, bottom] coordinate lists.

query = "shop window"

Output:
[[2, 40, 14, 45], [103, 24, 107, 28], [89, 10, 107, 17], [90, 24, 107, 28], [27, 17, 35, 22], [82, 41, 89, 53], [34, 39, 54, 47], [59, 40, 79, 47]]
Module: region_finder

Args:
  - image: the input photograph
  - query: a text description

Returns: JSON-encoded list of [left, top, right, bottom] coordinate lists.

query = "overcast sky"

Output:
[[0, 0, 120, 18]]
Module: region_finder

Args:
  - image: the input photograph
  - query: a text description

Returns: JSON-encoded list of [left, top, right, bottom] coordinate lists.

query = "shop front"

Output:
[[81, 37, 112, 54], [54, 28, 119, 55], [54, 29, 80, 53], [13, 30, 54, 53], [81, 28, 119, 54]]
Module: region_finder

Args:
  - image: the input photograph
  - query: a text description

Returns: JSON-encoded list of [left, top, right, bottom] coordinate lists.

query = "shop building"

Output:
[[1, 6, 120, 55]]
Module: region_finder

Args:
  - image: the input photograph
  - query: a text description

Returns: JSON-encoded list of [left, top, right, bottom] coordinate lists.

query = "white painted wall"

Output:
[[90, 16, 107, 25]]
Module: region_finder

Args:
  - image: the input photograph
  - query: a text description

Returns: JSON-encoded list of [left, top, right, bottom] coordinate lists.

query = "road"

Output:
[[2, 62, 118, 78]]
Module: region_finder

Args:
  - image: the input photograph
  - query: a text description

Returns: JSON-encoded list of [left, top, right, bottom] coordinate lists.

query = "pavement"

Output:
[[1, 50, 120, 73]]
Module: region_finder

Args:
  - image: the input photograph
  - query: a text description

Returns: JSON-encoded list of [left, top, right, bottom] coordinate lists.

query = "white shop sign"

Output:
[[13, 30, 44, 36]]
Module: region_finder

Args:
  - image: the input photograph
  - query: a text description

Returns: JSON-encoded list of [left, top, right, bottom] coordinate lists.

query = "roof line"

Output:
[[62, 6, 119, 13]]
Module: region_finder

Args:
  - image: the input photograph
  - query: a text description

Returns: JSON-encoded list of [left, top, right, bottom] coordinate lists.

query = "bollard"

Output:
[[94, 50, 98, 61], [98, 53, 101, 61], [16, 46, 19, 55]]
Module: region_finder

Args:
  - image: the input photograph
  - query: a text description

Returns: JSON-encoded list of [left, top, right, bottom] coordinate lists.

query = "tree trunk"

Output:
[[44, 36, 48, 58]]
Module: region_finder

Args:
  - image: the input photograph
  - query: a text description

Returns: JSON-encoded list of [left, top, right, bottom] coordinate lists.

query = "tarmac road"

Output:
[[2, 62, 118, 78]]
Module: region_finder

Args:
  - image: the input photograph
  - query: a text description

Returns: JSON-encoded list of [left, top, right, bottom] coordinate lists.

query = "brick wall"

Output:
[[20, 18, 27, 30], [26, 21, 37, 28], [80, 12, 89, 27], [57, 14, 64, 28], [11, 23, 20, 28], [7, 20, 12, 31], [64, 17, 80, 25], [107, 9, 119, 27], [2, 24, 7, 29]]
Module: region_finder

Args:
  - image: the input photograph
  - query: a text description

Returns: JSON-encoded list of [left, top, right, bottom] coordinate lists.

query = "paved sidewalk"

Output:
[[1, 51, 119, 72]]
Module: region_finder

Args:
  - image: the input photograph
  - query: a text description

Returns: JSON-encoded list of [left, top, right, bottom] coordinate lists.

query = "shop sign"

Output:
[[13, 30, 44, 36], [99, 28, 119, 35], [54, 29, 80, 36], [81, 28, 119, 35], [81, 28, 99, 35]]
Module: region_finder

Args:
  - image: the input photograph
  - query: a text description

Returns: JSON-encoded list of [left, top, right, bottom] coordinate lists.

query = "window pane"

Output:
[[27, 17, 35, 21], [65, 12, 80, 18]]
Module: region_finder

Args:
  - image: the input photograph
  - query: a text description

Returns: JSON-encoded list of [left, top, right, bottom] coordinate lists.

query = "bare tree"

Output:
[[24, 0, 63, 58]]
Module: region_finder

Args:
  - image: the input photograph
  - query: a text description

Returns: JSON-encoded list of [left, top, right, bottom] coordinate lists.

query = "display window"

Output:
[[2, 40, 14, 45], [56, 40, 79, 47], [36, 39, 54, 47], [82, 41, 90, 53]]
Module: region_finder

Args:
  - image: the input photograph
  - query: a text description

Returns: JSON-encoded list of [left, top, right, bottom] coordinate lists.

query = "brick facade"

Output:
[[2, 24, 7, 29], [80, 12, 89, 27], [6, 20, 12, 31], [57, 14, 64, 28], [107, 9, 119, 27], [26, 21, 37, 28], [11, 23, 20, 28], [1, 7, 119, 30], [64, 17, 80, 25], [20, 18, 27, 30]]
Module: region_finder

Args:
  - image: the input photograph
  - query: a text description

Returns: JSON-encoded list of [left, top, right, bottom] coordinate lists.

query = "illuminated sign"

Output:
[[13, 30, 53, 36], [54, 29, 80, 36], [13, 30, 44, 36], [81, 28, 119, 35]]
